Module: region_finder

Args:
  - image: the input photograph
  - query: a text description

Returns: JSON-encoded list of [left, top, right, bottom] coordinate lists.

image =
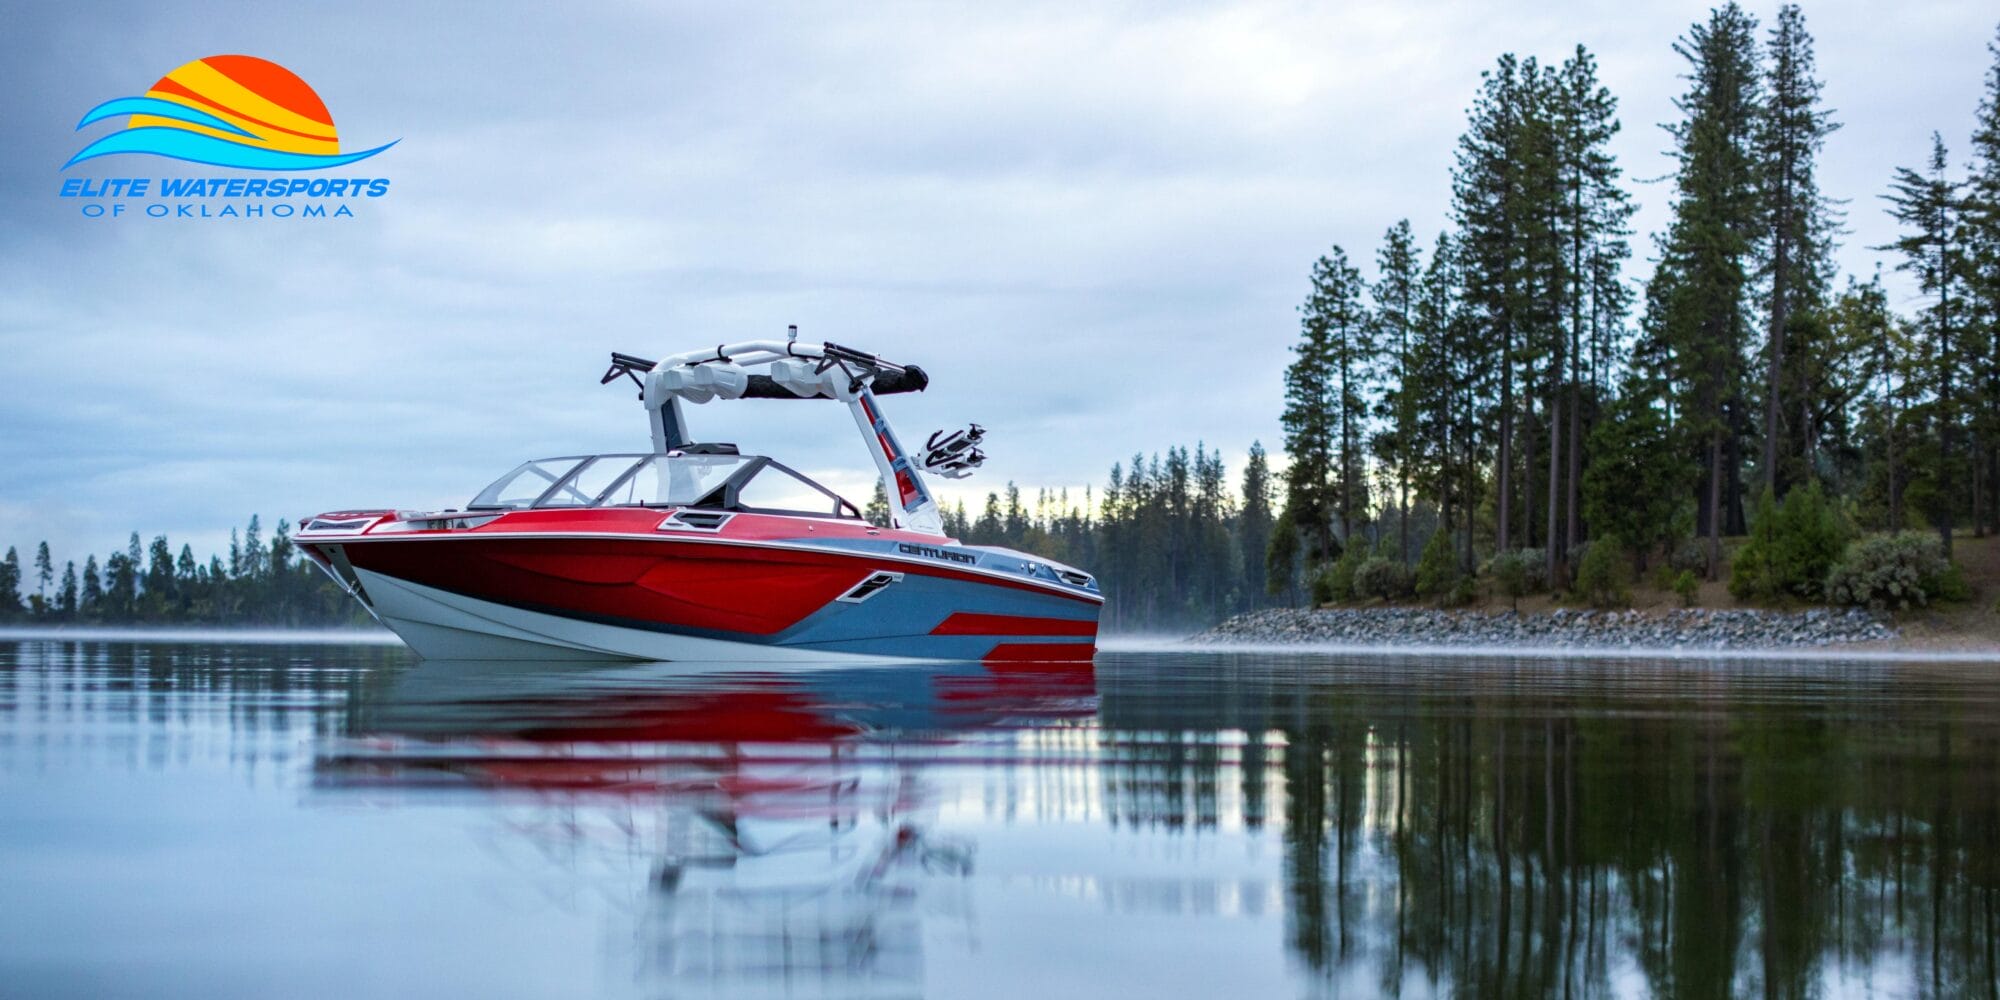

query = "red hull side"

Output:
[[340, 536, 893, 636]]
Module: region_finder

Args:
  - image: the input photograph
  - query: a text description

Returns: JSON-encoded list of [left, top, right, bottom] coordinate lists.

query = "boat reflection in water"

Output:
[[315, 657, 1096, 999]]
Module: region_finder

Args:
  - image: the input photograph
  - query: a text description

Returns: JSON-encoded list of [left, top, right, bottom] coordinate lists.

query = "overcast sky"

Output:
[[2, 1, 1995, 568]]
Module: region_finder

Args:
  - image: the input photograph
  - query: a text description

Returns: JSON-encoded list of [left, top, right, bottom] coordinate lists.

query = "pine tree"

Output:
[[1840, 273, 1912, 528], [57, 562, 77, 620], [80, 555, 102, 620], [0, 546, 19, 620], [865, 481, 890, 527], [1003, 483, 1028, 545], [1313, 248, 1376, 544], [1582, 380, 1684, 570], [1549, 45, 1634, 569], [1280, 252, 1344, 562], [1757, 4, 1840, 492], [1412, 232, 1484, 572], [242, 516, 265, 579], [1653, 4, 1764, 577], [1368, 221, 1422, 562], [144, 535, 175, 620], [107, 550, 138, 621], [1453, 54, 1543, 552], [1967, 27, 2000, 535], [1238, 442, 1274, 606], [34, 542, 53, 613], [1883, 132, 1970, 555]]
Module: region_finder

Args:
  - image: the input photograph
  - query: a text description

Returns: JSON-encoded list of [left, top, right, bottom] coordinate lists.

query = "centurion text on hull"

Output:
[[298, 332, 1101, 663]]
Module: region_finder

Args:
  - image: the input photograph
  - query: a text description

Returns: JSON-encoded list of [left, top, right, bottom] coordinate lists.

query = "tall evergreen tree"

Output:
[[1652, 3, 1764, 577], [1372, 221, 1422, 562], [144, 535, 175, 619], [1549, 45, 1634, 569], [0, 546, 19, 620], [1238, 442, 1274, 606], [80, 555, 102, 619], [1582, 380, 1683, 570], [1756, 4, 1840, 492], [1967, 26, 2000, 536], [241, 516, 265, 580], [57, 562, 77, 620], [1453, 54, 1551, 552], [33, 542, 53, 612], [1826, 274, 1903, 519], [1281, 250, 1346, 562], [1413, 232, 1486, 572], [1882, 132, 1970, 555]]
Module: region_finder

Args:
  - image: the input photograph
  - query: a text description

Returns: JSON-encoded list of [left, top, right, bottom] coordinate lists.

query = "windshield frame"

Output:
[[528, 454, 650, 509], [465, 456, 593, 511], [721, 457, 864, 520], [566, 452, 864, 520]]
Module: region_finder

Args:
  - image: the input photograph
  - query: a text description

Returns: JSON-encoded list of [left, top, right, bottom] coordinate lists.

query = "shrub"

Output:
[[1447, 576, 1479, 608], [1730, 483, 1850, 602], [1355, 557, 1413, 601], [1673, 570, 1700, 607], [1573, 535, 1628, 608], [1667, 538, 1709, 576], [1318, 537, 1369, 604], [1824, 532, 1955, 610], [1413, 527, 1459, 601], [1486, 548, 1546, 610], [1937, 562, 1972, 603]]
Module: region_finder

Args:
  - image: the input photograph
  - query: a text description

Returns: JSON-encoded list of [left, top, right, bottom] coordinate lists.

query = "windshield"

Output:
[[536, 455, 646, 508], [468, 458, 586, 509], [467, 453, 858, 517], [597, 454, 754, 508], [734, 462, 851, 516]]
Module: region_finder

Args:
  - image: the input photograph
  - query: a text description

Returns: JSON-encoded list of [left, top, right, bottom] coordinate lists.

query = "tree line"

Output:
[[1273, 5, 2000, 594], [0, 516, 367, 627], [870, 445, 1279, 632]]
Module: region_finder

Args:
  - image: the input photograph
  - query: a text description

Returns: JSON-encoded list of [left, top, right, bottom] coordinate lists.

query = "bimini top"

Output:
[[598, 330, 984, 537]]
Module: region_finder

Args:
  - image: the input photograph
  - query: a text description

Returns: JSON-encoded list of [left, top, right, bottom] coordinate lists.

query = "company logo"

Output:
[[66, 54, 395, 171]]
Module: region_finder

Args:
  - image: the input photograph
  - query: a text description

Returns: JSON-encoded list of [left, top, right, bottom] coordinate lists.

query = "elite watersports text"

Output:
[[59, 176, 390, 220]]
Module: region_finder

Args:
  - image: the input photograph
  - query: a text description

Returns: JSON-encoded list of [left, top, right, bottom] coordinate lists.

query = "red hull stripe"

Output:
[[931, 612, 1098, 637], [983, 642, 1096, 663]]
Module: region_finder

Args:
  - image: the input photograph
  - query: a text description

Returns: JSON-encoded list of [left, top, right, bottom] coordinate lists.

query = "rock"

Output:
[[1187, 605, 1897, 650]]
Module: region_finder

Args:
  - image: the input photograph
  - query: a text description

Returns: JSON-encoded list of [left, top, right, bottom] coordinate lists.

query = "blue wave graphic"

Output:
[[74, 96, 257, 138], [63, 127, 397, 171]]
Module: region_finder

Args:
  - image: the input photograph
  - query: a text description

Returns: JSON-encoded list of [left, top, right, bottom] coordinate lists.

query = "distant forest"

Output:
[[7, 5, 2000, 633], [0, 517, 369, 628]]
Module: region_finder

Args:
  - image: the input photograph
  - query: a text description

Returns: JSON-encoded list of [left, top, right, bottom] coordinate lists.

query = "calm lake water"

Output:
[[3, 638, 1999, 998]]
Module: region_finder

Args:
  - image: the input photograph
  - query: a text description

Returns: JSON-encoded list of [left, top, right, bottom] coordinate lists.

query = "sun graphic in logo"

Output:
[[66, 55, 395, 171]]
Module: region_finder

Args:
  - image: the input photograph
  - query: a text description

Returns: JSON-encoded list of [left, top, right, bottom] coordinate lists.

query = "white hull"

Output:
[[355, 568, 932, 665]]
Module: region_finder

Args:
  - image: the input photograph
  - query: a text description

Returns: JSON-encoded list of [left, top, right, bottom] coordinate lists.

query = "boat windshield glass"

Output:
[[598, 454, 753, 508], [535, 455, 645, 508], [734, 462, 852, 516], [468, 458, 586, 509]]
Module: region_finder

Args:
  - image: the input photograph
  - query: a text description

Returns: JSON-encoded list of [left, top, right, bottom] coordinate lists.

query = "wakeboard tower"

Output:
[[298, 328, 1101, 663]]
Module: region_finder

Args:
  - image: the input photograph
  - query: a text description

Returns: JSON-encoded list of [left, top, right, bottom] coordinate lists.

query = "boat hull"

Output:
[[303, 522, 1099, 664]]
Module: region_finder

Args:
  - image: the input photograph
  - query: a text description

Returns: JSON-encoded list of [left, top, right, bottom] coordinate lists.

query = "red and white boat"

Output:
[[299, 334, 1101, 663]]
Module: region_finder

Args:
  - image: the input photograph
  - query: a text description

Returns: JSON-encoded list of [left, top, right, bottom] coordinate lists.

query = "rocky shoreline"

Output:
[[1191, 607, 1898, 650]]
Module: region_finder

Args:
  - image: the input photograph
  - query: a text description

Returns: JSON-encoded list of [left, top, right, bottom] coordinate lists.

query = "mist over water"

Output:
[[3, 638, 1997, 998]]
